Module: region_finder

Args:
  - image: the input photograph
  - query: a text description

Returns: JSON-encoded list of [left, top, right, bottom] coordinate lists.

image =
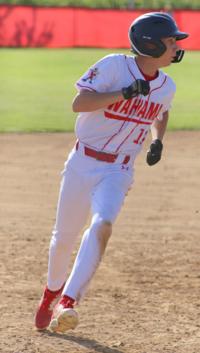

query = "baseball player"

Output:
[[35, 12, 188, 333]]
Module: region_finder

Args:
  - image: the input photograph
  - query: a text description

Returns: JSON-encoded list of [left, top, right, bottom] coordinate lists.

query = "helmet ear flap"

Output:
[[142, 38, 166, 57], [130, 33, 167, 58]]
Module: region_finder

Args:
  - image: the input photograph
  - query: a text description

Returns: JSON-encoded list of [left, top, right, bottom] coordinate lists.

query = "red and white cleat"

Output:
[[49, 295, 78, 333], [35, 285, 64, 330]]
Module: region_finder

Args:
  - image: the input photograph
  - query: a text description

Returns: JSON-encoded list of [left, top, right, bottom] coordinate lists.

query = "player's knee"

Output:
[[50, 229, 73, 250], [91, 216, 112, 255], [99, 220, 112, 238], [99, 220, 112, 255]]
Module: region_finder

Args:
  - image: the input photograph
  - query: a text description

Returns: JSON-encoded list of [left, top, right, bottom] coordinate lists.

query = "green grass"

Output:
[[0, 48, 199, 132], [164, 51, 200, 130]]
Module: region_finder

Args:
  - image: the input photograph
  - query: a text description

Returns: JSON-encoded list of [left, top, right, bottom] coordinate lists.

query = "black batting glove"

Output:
[[146, 139, 163, 166], [122, 79, 150, 100]]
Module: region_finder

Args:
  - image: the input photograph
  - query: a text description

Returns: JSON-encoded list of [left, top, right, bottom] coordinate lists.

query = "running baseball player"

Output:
[[35, 12, 188, 333]]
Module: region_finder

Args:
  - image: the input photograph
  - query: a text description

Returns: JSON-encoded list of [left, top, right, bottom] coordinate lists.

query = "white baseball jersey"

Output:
[[75, 54, 176, 160]]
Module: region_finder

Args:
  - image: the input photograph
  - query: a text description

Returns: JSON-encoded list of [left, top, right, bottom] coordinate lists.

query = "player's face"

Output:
[[159, 37, 179, 67]]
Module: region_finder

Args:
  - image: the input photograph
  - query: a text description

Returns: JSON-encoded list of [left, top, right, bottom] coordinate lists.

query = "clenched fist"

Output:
[[122, 79, 150, 100], [146, 139, 163, 166]]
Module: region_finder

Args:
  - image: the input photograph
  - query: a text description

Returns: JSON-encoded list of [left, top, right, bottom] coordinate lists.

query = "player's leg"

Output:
[[47, 166, 91, 291], [62, 214, 112, 300], [49, 169, 133, 332], [35, 164, 91, 330], [49, 213, 112, 333], [64, 170, 133, 299]]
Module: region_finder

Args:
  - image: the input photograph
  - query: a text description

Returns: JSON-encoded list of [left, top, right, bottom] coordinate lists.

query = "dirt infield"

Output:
[[0, 132, 200, 353]]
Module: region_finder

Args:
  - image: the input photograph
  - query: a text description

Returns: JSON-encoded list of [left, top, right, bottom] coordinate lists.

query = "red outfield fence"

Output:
[[0, 5, 199, 49]]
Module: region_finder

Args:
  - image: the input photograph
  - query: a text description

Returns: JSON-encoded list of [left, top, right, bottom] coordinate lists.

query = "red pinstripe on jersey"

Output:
[[147, 76, 167, 101], [124, 55, 137, 81], [115, 123, 139, 153], [101, 121, 126, 151], [76, 83, 97, 92], [124, 55, 168, 103]]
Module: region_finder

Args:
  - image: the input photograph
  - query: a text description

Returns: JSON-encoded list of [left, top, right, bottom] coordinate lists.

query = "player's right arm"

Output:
[[73, 55, 149, 113], [72, 80, 150, 112], [73, 55, 122, 113], [72, 90, 123, 113]]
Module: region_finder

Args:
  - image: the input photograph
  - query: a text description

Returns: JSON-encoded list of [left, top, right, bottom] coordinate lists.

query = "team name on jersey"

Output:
[[104, 97, 163, 125]]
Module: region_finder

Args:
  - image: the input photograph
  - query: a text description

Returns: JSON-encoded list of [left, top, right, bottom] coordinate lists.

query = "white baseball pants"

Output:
[[47, 147, 134, 301]]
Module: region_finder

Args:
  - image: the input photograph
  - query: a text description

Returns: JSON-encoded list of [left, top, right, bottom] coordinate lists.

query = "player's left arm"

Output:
[[146, 111, 169, 166]]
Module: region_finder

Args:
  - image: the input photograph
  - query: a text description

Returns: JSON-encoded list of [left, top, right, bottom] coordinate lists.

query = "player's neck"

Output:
[[135, 56, 159, 78]]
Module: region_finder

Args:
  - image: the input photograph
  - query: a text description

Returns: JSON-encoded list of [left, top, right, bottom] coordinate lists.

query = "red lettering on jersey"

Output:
[[128, 98, 143, 116], [119, 99, 132, 114], [137, 100, 148, 118], [107, 100, 124, 112], [145, 102, 163, 119], [106, 97, 163, 123]]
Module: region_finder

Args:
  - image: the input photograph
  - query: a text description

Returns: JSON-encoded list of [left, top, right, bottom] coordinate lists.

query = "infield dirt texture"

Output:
[[0, 131, 200, 353]]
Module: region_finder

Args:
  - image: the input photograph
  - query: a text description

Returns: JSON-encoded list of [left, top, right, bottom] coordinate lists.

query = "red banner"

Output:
[[0, 6, 199, 49], [173, 10, 200, 50]]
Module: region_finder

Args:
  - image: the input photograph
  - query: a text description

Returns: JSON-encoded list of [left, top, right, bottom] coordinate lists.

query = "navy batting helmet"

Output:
[[129, 12, 188, 61]]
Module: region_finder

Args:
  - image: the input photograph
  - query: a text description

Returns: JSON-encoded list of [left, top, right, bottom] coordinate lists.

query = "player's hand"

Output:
[[146, 139, 163, 166], [122, 79, 150, 100]]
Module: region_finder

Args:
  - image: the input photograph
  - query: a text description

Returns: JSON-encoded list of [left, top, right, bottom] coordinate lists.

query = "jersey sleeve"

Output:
[[156, 78, 176, 121], [75, 55, 118, 93]]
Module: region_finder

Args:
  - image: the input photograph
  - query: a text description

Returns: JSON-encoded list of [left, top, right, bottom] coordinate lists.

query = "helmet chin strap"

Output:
[[171, 49, 185, 63]]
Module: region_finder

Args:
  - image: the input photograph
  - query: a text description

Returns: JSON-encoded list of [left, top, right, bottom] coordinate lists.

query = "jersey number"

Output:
[[133, 128, 148, 145]]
